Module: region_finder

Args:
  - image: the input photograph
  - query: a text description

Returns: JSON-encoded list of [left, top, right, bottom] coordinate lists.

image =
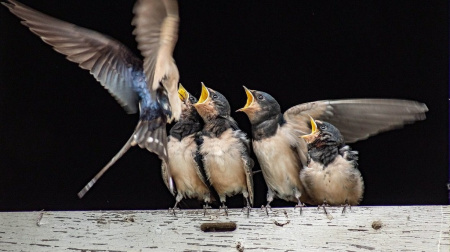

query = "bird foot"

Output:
[[295, 203, 305, 215], [318, 203, 330, 215], [341, 203, 352, 214], [219, 205, 229, 216], [168, 207, 180, 216], [242, 206, 251, 217], [261, 204, 272, 216], [203, 204, 212, 216]]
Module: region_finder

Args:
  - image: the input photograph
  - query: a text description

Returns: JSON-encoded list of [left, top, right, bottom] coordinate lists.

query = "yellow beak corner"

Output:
[[196, 82, 209, 105], [236, 86, 254, 112], [178, 83, 188, 101], [301, 116, 318, 142]]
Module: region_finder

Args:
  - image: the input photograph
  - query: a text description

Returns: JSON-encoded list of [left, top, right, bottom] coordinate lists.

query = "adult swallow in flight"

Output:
[[238, 87, 427, 213], [2, 0, 182, 197], [162, 84, 213, 215], [301, 117, 362, 214], [194, 83, 254, 216]]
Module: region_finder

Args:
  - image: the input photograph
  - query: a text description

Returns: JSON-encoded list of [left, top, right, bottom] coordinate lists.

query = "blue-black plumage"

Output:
[[2, 0, 182, 197]]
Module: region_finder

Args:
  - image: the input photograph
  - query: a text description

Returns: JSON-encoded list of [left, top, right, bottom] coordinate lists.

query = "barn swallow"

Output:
[[238, 87, 427, 213], [3, 0, 182, 197], [162, 84, 213, 215], [194, 83, 254, 216], [301, 117, 362, 214]]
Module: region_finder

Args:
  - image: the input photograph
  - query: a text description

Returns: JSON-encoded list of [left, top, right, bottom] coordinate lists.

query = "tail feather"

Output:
[[78, 117, 173, 198], [135, 120, 168, 162], [77, 135, 134, 199]]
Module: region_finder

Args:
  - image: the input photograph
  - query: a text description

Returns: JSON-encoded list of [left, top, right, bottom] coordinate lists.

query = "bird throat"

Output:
[[251, 113, 285, 141], [203, 117, 237, 138], [169, 119, 202, 141], [308, 145, 339, 168]]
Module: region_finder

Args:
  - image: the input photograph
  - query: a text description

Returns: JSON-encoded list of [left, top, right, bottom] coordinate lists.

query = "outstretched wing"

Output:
[[284, 98, 428, 143], [132, 0, 181, 121], [3, 0, 141, 113]]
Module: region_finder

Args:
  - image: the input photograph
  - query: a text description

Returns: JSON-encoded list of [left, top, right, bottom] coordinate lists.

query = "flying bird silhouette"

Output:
[[2, 0, 182, 197]]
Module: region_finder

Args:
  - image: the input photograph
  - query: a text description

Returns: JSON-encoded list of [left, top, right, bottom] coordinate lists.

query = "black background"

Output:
[[0, 0, 448, 211]]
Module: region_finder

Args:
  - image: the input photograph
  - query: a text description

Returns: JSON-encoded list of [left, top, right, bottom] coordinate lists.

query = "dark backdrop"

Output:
[[0, 0, 448, 211]]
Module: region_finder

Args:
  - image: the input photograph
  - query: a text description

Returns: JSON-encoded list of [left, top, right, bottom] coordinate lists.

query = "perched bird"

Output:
[[194, 83, 254, 215], [238, 87, 428, 213], [3, 0, 182, 197], [161, 84, 212, 214], [301, 117, 362, 214]]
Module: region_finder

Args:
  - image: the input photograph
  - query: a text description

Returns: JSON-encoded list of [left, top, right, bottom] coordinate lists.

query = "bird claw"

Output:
[[168, 207, 180, 216], [242, 206, 251, 217], [295, 203, 305, 215], [203, 204, 212, 216], [219, 205, 228, 216], [261, 204, 272, 216], [318, 202, 330, 215], [341, 203, 351, 214]]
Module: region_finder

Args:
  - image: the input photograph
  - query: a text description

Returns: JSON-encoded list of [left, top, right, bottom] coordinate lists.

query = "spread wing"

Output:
[[283, 99, 428, 143], [132, 0, 181, 121], [3, 0, 141, 113]]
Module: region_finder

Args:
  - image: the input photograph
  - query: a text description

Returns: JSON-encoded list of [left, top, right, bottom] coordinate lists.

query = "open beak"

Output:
[[236, 86, 254, 112], [195, 82, 210, 106], [178, 83, 189, 102], [301, 116, 319, 143]]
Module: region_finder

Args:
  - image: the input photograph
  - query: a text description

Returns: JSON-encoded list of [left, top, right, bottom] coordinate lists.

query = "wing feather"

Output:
[[284, 99, 428, 143], [132, 0, 181, 121], [3, 0, 141, 113]]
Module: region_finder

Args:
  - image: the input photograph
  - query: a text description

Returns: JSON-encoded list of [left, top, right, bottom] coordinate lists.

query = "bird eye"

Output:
[[190, 97, 195, 101], [257, 95, 264, 100], [212, 94, 218, 99], [320, 125, 327, 130]]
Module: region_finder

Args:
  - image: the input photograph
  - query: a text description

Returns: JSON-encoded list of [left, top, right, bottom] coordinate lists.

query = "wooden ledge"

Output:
[[1, 205, 449, 251]]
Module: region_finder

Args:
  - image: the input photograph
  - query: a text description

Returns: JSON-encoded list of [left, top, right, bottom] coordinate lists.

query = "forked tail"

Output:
[[77, 118, 173, 198]]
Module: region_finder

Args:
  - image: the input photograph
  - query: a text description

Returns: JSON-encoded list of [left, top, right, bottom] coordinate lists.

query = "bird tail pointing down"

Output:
[[77, 117, 172, 199]]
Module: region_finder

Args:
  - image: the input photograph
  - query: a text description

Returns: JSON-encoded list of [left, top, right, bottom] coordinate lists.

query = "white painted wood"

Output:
[[0, 206, 449, 251]]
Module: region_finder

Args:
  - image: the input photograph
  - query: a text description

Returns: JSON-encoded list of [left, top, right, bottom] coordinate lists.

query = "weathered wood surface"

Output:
[[0, 206, 449, 251]]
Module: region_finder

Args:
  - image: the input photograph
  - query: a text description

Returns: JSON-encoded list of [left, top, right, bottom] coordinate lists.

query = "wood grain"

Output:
[[0, 206, 449, 251]]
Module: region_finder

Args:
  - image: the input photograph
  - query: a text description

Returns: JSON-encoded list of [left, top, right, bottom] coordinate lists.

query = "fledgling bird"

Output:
[[238, 87, 428, 213], [161, 84, 213, 214], [194, 83, 254, 216], [301, 117, 362, 214], [3, 0, 182, 197]]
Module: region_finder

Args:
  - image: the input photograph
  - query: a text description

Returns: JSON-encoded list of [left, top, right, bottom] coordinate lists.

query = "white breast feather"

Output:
[[200, 129, 247, 196], [301, 155, 363, 205], [253, 126, 304, 201]]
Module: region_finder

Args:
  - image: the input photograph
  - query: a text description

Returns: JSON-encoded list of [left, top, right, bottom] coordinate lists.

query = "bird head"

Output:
[[237, 86, 281, 125], [178, 84, 200, 121], [194, 83, 230, 121], [301, 117, 344, 147]]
